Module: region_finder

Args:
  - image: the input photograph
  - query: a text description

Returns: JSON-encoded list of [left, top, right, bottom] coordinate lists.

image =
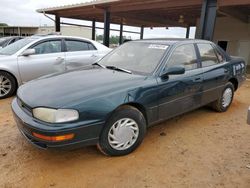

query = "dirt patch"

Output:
[[0, 82, 250, 188]]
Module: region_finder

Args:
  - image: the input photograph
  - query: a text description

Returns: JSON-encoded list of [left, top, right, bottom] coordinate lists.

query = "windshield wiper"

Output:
[[92, 62, 106, 69], [106, 66, 132, 74]]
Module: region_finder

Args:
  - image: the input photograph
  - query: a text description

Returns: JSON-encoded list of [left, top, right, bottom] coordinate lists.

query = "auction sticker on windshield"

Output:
[[148, 44, 168, 50]]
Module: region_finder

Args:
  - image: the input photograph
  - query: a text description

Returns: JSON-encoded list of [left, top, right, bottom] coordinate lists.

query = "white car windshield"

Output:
[[0, 38, 36, 55], [99, 42, 168, 74]]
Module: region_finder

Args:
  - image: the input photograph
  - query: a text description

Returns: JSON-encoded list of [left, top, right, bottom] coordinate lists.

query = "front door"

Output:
[[157, 43, 204, 120], [18, 39, 65, 83]]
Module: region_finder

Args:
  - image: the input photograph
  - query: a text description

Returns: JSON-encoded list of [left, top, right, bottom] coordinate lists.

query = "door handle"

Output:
[[56, 57, 64, 61], [91, 54, 98, 58], [193, 77, 202, 82]]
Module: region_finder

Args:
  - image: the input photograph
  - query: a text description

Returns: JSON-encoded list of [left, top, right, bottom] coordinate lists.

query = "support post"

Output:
[[18, 27, 21, 36], [140, 26, 144, 40], [103, 10, 110, 47], [186, 26, 190, 39], [119, 23, 123, 45], [92, 19, 96, 40], [198, 0, 217, 40], [55, 15, 61, 32]]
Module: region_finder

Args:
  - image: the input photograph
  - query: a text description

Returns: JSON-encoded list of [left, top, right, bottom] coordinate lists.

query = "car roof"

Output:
[[25, 35, 110, 50], [29, 35, 92, 41], [0, 36, 21, 40], [133, 38, 212, 46]]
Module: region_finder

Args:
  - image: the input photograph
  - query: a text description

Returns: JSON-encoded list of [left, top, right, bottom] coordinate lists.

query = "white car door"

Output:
[[64, 39, 100, 70], [18, 39, 65, 83]]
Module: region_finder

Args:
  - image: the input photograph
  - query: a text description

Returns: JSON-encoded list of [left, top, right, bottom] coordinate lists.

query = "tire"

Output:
[[0, 71, 17, 99], [98, 105, 146, 156], [212, 82, 234, 112]]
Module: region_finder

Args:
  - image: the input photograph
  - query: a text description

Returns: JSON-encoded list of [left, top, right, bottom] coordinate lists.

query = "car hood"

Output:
[[18, 67, 147, 108], [0, 54, 9, 57]]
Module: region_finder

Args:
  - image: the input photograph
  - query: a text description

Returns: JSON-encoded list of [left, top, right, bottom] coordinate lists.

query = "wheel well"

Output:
[[119, 103, 148, 125], [0, 70, 18, 91], [229, 78, 238, 91]]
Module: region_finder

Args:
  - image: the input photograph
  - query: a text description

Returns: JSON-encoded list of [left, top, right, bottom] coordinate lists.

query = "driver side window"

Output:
[[33, 40, 62, 55], [167, 44, 198, 71]]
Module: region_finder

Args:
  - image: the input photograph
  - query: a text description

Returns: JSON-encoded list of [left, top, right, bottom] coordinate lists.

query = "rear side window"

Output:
[[8, 39, 16, 45], [88, 43, 96, 50], [65, 40, 93, 52], [197, 43, 219, 67], [33, 40, 62, 55], [167, 44, 198, 71], [214, 47, 225, 63]]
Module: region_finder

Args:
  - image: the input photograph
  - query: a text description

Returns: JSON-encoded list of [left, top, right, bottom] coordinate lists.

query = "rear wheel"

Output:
[[0, 71, 17, 99], [98, 106, 146, 156], [212, 82, 234, 112]]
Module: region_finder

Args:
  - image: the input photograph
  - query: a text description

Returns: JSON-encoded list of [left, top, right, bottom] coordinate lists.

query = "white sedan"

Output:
[[0, 35, 111, 99]]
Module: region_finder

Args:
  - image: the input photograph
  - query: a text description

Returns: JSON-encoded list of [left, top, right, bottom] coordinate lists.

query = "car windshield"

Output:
[[99, 42, 168, 74], [0, 37, 9, 43], [0, 38, 35, 55]]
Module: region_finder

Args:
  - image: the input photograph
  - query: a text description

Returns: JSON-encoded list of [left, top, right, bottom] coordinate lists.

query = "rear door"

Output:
[[64, 39, 100, 70], [157, 43, 204, 120], [18, 39, 65, 83], [196, 43, 228, 105]]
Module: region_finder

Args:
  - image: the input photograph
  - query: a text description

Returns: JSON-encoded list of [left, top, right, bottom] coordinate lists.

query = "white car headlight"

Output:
[[33, 108, 79, 123]]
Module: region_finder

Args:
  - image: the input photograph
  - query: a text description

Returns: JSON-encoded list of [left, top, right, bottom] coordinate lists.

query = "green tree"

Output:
[[96, 34, 129, 44], [0, 23, 8, 26]]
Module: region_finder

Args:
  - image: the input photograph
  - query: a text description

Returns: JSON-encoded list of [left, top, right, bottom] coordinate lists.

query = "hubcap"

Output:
[[222, 88, 233, 108], [0, 75, 11, 97], [108, 118, 139, 151]]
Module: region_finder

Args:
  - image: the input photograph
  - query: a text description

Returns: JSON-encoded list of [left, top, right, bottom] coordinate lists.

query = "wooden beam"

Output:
[[56, 9, 103, 17], [114, 12, 188, 27], [218, 0, 250, 7], [109, 0, 202, 12], [218, 7, 249, 23]]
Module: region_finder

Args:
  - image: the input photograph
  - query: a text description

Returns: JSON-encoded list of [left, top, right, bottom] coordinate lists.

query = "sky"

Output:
[[0, 0, 196, 39]]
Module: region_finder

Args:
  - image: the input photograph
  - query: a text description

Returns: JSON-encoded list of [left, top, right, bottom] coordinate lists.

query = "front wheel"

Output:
[[212, 82, 234, 112], [0, 71, 17, 99], [98, 106, 146, 156]]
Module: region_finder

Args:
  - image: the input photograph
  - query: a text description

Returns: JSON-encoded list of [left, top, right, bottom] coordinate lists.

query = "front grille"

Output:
[[17, 97, 33, 115]]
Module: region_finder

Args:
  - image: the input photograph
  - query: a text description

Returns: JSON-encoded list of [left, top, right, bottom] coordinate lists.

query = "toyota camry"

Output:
[[12, 39, 246, 156]]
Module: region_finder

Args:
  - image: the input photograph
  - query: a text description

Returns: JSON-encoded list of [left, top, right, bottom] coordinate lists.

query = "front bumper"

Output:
[[12, 98, 104, 150]]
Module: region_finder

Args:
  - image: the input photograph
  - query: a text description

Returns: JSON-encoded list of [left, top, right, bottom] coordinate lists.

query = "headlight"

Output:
[[33, 108, 79, 123]]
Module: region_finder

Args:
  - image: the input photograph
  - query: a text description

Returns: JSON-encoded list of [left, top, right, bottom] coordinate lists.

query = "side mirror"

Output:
[[22, 49, 35, 56], [161, 66, 185, 78]]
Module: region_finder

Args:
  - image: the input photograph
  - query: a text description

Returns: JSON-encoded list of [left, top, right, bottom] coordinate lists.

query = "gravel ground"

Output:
[[0, 81, 250, 188]]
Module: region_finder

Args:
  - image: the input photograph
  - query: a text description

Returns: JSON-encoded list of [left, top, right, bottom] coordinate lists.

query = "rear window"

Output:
[[65, 40, 95, 52]]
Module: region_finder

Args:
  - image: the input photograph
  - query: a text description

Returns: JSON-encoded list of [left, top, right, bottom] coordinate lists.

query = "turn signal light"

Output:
[[32, 132, 74, 142]]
